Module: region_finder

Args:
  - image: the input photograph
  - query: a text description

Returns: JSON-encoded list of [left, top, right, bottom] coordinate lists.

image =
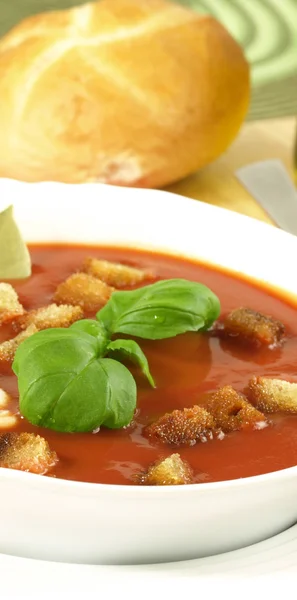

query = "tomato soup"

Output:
[[1, 245, 297, 485]]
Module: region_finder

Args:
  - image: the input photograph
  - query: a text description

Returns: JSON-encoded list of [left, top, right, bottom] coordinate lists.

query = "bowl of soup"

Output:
[[0, 179, 297, 565]]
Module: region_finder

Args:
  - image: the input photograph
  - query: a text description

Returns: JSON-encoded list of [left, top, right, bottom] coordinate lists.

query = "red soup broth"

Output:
[[1, 244, 297, 485]]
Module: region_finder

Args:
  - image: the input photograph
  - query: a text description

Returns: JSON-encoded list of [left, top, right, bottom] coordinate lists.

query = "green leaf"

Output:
[[70, 318, 108, 354], [0, 205, 31, 279], [96, 359, 136, 429], [97, 278, 220, 340], [107, 338, 155, 388], [13, 327, 136, 432]]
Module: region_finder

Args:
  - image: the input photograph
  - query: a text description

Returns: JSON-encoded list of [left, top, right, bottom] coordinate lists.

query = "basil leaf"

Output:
[[107, 338, 155, 388], [0, 205, 31, 279], [13, 328, 136, 432], [70, 318, 106, 338], [70, 318, 108, 354], [97, 279, 220, 339], [95, 359, 136, 429]]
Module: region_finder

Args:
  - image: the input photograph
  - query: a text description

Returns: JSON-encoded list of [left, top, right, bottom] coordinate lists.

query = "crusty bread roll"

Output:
[[0, 0, 249, 187]]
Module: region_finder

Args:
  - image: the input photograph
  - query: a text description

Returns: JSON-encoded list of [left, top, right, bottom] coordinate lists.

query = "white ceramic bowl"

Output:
[[1, 179, 297, 565]]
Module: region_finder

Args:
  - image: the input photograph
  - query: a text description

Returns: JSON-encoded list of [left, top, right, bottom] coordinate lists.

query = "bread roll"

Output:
[[0, 0, 249, 187]]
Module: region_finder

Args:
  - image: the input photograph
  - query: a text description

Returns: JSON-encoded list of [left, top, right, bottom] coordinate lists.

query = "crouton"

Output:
[[0, 432, 58, 474], [83, 257, 153, 288], [0, 283, 24, 325], [246, 376, 297, 414], [0, 389, 17, 429], [206, 385, 268, 433], [139, 453, 193, 486], [146, 405, 217, 446], [0, 388, 9, 409], [0, 411, 18, 429], [54, 273, 113, 312], [13, 303, 83, 332], [0, 324, 38, 362], [220, 307, 285, 347]]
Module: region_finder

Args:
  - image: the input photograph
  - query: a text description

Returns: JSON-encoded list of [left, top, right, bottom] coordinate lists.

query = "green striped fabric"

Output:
[[0, 0, 296, 120], [179, 0, 297, 121]]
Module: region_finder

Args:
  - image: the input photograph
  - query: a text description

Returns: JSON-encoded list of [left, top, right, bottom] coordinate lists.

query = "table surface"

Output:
[[166, 117, 296, 226]]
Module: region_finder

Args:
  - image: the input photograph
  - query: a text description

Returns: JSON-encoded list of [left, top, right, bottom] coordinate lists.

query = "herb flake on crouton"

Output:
[[54, 273, 113, 312], [246, 377, 297, 414], [0, 283, 24, 325], [13, 303, 83, 332], [206, 385, 268, 432], [139, 453, 193, 486], [83, 257, 153, 288], [146, 405, 217, 446], [0, 324, 38, 362], [0, 432, 58, 474], [220, 307, 285, 347]]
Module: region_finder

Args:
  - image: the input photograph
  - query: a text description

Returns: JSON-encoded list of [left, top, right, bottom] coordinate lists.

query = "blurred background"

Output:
[[0, 0, 296, 222], [1, 0, 296, 120]]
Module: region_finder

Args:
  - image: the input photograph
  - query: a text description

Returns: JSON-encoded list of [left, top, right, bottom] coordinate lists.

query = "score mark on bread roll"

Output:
[[0, 0, 249, 187]]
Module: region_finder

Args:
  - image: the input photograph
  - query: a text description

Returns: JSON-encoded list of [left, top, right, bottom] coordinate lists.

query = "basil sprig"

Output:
[[13, 279, 220, 433]]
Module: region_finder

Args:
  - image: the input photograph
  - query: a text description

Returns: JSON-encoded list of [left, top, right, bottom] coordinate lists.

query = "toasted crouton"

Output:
[[146, 405, 217, 446], [0, 389, 17, 429], [246, 377, 297, 413], [0, 283, 24, 325], [54, 273, 113, 312], [0, 411, 18, 430], [83, 257, 153, 288], [139, 453, 193, 486], [0, 324, 38, 362], [0, 432, 57, 474], [0, 388, 9, 409], [220, 307, 285, 347], [206, 385, 268, 433], [13, 303, 83, 332]]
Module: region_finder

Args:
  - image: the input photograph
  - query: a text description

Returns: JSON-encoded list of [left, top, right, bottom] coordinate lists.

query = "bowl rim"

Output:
[[1, 457, 297, 495], [1, 178, 297, 494]]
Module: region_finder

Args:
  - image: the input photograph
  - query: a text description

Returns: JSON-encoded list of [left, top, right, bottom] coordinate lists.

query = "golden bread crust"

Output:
[[0, 0, 249, 186]]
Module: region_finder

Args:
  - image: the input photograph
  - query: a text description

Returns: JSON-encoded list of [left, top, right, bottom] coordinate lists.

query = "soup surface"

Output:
[[1, 245, 297, 484]]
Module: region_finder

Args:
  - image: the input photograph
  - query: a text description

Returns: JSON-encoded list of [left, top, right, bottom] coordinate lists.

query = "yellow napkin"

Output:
[[166, 163, 273, 225], [164, 117, 296, 228]]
